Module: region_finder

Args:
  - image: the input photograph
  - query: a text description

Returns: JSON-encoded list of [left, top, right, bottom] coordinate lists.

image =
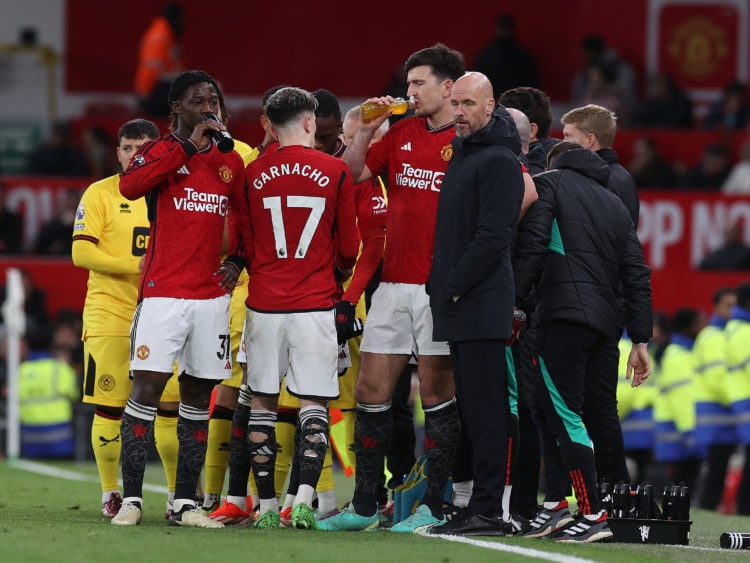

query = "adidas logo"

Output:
[[177, 165, 190, 175], [400, 142, 412, 151]]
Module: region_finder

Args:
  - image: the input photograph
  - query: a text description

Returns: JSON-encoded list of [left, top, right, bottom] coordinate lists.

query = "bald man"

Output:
[[428, 72, 525, 536], [506, 107, 531, 155]]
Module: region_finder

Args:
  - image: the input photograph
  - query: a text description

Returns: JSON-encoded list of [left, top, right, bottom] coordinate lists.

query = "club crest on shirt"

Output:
[[219, 165, 233, 183], [136, 345, 150, 360], [440, 145, 453, 162]]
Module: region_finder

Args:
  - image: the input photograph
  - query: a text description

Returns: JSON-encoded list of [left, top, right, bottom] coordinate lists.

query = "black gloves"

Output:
[[335, 300, 364, 344]]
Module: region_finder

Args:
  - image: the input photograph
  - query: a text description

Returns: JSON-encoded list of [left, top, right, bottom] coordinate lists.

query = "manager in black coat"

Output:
[[428, 72, 524, 536], [513, 142, 652, 542]]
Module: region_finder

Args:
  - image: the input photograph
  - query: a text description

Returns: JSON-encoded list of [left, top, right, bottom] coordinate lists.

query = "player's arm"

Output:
[[341, 225, 384, 305], [342, 100, 391, 183], [72, 238, 141, 275], [334, 170, 359, 271], [71, 183, 142, 275], [121, 121, 223, 200], [119, 139, 182, 200], [217, 171, 251, 290]]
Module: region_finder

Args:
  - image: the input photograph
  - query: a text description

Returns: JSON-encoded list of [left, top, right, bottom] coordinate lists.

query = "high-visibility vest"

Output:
[[725, 318, 750, 444], [617, 337, 656, 450], [653, 341, 704, 461], [19, 355, 79, 458], [694, 322, 737, 446], [19, 357, 79, 426]]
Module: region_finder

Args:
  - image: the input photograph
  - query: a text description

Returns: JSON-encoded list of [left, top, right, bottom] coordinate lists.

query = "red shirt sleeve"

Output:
[[335, 170, 359, 271]]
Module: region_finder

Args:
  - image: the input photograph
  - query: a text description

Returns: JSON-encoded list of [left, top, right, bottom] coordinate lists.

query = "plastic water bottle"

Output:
[[360, 97, 412, 122], [720, 532, 750, 549]]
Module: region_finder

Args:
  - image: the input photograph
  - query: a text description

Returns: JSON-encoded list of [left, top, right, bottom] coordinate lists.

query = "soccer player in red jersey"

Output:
[[111, 70, 245, 529], [319, 43, 466, 533], [231, 86, 358, 529]]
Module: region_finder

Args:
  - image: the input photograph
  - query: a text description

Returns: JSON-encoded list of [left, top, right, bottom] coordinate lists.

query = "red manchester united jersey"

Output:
[[238, 145, 358, 312], [120, 133, 245, 300], [365, 117, 454, 284]]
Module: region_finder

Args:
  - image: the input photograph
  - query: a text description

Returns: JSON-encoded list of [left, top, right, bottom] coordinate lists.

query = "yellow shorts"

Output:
[[82, 335, 180, 406], [222, 272, 249, 390]]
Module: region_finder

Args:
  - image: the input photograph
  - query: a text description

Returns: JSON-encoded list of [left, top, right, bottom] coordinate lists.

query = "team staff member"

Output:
[[513, 142, 652, 543], [320, 43, 466, 534], [111, 70, 245, 529], [72, 118, 181, 519], [428, 73, 524, 536], [231, 86, 358, 530]]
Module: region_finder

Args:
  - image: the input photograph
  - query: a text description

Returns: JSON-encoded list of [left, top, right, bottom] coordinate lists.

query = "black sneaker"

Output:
[[522, 501, 574, 538], [507, 512, 532, 535], [442, 503, 470, 522], [430, 510, 511, 537], [555, 513, 613, 543]]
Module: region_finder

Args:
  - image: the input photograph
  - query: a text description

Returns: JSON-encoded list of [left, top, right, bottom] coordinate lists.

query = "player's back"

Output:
[[244, 145, 353, 312]]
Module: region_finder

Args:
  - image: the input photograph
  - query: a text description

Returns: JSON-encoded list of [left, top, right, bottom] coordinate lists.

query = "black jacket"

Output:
[[597, 148, 639, 227], [429, 107, 524, 342], [513, 147, 652, 343], [526, 137, 561, 175]]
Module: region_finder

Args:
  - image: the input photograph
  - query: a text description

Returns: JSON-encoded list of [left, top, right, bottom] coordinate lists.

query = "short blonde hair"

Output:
[[561, 104, 617, 148]]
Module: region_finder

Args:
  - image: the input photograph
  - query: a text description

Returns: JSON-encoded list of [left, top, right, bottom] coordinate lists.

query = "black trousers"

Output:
[[510, 319, 543, 519], [450, 339, 508, 516], [535, 321, 621, 514]]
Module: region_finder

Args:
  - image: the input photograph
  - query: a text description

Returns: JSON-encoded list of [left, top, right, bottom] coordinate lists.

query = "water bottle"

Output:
[[675, 483, 691, 521], [635, 483, 654, 519], [360, 97, 412, 122], [202, 112, 234, 153], [611, 482, 631, 519], [662, 483, 674, 520], [598, 480, 612, 516], [720, 532, 750, 549]]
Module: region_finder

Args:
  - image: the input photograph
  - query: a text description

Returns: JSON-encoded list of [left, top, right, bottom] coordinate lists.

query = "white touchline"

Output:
[[9, 459, 169, 494], [429, 533, 602, 563]]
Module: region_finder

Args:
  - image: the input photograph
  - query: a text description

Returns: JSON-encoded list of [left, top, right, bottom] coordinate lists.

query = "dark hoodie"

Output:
[[527, 137, 561, 175], [513, 147, 652, 343], [597, 147, 639, 227], [429, 106, 524, 342]]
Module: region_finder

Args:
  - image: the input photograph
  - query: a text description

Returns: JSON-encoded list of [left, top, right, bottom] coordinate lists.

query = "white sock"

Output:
[[543, 500, 564, 510], [203, 492, 220, 509], [583, 510, 605, 521], [316, 489, 337, 514], [227, 495, 247, 510], [294, 484, 315, 507], [249, 493, 259, 509], [102, 490, 120, 503], [259, 497, 279, 514], [281, 493, 295, 511], [452, 480, 473, 508], [173, 498, 196, 512], [502, 484, 512, 521]]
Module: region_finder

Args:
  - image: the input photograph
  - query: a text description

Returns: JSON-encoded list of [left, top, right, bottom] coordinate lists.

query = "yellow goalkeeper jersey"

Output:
[[72, 174, 149, 337]]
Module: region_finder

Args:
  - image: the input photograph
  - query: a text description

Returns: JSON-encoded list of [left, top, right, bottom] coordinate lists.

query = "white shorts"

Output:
[[245, 308, 339, 400], [130, 296, 232, 380], [360, 282, 449, 356]]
